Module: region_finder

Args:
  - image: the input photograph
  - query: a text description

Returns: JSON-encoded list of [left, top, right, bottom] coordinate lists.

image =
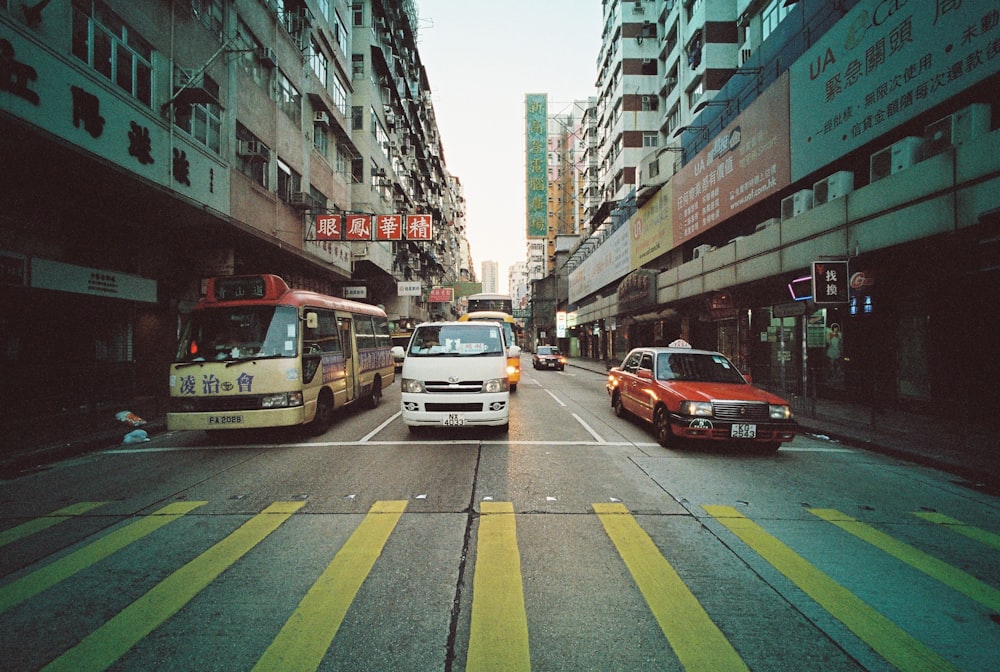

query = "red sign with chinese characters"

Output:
[[375, 215, 403, 241], [428, 286, 453, 302], [315, 215, 342, 240], [345, 215, 372, 241], [405, 214, 433, 241]]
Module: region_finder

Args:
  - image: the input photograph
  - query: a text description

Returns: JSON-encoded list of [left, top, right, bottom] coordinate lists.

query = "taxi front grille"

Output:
[[712, 401, 769, 421]]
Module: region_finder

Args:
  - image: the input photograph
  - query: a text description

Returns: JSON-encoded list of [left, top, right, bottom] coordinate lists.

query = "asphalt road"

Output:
[[1, 365, 998, 671]]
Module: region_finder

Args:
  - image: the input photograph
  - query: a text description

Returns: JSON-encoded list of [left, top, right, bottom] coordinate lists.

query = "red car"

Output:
[[532, 345, 566, 371], [607, 347, 796, 452]]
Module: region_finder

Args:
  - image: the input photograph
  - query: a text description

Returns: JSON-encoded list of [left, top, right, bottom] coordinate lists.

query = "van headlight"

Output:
[[483, 377, 509, 393], [401, 378, 425, 393]]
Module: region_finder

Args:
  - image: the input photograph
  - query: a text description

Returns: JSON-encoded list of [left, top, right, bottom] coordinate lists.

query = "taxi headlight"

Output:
[[401, 378, 425, 393], [680, 401, 713, 417], [483, 377, 509, 393], [769, 404, 792, 420]]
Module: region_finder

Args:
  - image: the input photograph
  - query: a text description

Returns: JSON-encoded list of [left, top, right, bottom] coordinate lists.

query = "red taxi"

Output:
[[607, 347, 796, 452]]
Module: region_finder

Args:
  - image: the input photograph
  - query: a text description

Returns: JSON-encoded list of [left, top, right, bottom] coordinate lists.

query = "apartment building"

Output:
[[566, 0, 999, 422], [0, 0, 467, 426]]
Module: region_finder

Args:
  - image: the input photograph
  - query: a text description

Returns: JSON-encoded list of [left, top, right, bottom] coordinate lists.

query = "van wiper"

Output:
[[226, 353, 289, 367]]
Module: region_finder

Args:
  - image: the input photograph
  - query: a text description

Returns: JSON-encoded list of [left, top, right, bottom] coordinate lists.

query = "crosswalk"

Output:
[[1, 500, 996, 671]]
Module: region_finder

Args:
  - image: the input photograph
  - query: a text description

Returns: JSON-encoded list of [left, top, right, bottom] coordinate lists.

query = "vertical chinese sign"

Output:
[[525, 93, 548, 239]]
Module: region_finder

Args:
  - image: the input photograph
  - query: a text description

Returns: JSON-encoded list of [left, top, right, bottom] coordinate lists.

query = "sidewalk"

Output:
[[566, 357, 1000, 492]]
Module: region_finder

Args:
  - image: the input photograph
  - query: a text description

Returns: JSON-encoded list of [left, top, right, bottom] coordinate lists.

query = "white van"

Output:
[[400, 321, 510, 432]]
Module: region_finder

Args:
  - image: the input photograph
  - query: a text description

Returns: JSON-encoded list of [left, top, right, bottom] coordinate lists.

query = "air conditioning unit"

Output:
[[313, 111, 330, 126], [781, 189, 814, 220], [664, 76, 677, 88], [813, 171, 854, 205], [870, 136, 923, 182], [923, 103, 991, 158], [692, 244, 714, 259], [236, 139, 268, 159], [754, 217, 780, 232], [289, 192, 313, 208], [259, 48, 277, 68], [634, 0, 645, 12]]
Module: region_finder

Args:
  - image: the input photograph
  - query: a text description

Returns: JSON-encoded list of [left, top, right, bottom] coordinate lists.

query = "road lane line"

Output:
[[360, 411, 401, 442], [0, 501, 206, 614], [594, 503, 748, 672], [42, 501, 304, 672], [467, 501, 530, 672], [811, 508, 1000, 611], [0, 502, 108, 548], [253, 500, 407, 672], [572, 413, 606, 443], [544, 388, 567, 406], [704, 505, 957, 672], [912, 511, 1000, 551]]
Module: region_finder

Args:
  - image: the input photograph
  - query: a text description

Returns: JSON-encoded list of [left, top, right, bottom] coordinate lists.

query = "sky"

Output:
[[413, 1, 604, 292]]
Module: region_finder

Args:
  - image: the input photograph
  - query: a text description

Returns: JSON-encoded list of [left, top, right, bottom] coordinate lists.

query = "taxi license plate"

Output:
[[443, 413, 466, 427], [731, 423, 757, 439]]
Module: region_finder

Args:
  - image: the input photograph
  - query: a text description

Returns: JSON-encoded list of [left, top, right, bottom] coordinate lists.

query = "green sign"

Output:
[[525, 94, 548, 238]]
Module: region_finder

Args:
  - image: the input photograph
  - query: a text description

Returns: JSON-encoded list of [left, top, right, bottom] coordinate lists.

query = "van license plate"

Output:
[[443, 413, 466, 427], [731, 423, 756, 439]]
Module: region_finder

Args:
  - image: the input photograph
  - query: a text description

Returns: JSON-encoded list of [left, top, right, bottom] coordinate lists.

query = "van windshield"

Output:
[[408, 325, 505, 357]]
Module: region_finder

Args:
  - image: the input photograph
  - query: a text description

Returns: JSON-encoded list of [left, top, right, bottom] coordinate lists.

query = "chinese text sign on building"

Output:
[[525, 93, 548, 238]]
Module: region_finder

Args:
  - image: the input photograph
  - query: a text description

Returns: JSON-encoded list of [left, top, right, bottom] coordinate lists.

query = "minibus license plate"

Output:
[[208, 415, 244, 426], [731, 423, 756, 439], [443, 413, 465, 427]]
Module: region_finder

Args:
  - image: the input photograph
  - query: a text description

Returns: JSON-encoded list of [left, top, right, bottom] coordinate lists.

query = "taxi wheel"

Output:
[[654, 406, 672, 447], [511, 383, 517, 392], [612, 391, 629, 419]]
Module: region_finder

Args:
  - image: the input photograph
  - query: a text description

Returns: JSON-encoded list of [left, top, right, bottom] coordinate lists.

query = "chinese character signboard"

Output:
[[375, 215, 403, 241], [428, 286, 454, 303], [405, 214, 432, 240], [312, 213, 432, 241], [671, 73, 791, 246], [812, 261, 849, 304], [788, 0, 1000, 180], [316, 215, 342, 240], [525, 93, 548, 238], [345, 215, 372, 241], [397, 281, 421, 296]]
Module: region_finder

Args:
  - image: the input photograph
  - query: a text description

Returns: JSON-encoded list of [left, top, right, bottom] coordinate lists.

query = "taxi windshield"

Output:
[[657, 352, 746, 384]]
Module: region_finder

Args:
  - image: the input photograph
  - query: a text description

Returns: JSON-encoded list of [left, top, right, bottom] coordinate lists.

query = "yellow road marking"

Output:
[[0, 502, 108, 548], [253, 500, 408, 672], [704, 505, 957, 672], [912, 511, 1000, 551], [0, 501, 205, 614], [43, 501, 304, 672], [466, 501, 530, 672], [811, 508, 1000, 611], [595, 502, 748, 672]]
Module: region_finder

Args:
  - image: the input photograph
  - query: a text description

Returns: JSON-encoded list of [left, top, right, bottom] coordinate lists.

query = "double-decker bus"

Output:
[[168, 274, 394, 434]]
